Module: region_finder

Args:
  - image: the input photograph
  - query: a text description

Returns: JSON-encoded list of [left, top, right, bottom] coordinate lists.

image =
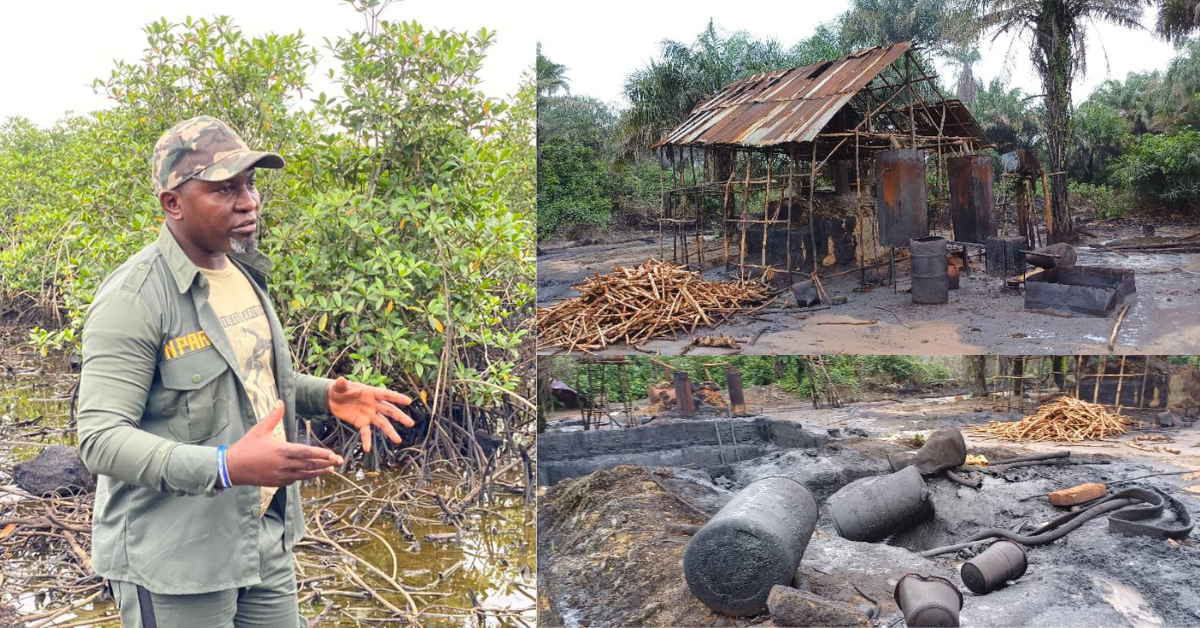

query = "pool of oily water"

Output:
[[1, 375, 535, 628]]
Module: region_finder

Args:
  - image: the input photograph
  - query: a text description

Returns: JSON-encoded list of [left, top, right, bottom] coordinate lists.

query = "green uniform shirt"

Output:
[[78, 227, 333, 595]]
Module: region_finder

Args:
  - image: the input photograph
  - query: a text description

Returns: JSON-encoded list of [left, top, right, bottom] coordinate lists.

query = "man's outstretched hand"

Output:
[[327, 376, 416, 452], [227, 401, 344, 487]]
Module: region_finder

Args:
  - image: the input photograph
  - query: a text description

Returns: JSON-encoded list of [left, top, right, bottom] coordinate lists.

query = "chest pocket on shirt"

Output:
[[159, 356, 229, 443]]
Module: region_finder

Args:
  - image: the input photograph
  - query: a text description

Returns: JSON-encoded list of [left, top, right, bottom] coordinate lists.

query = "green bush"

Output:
[[1111, 128, 1200, 211], [0, 5, 533, 407], [1068, 182, 1134, 219]]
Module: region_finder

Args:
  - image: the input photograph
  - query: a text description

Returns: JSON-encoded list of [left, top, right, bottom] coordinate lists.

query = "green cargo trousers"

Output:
[[109, 507, 303, 628]]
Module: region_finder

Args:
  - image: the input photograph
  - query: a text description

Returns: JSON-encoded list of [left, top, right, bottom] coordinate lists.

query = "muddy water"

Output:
[[1, 370, 535, 627]]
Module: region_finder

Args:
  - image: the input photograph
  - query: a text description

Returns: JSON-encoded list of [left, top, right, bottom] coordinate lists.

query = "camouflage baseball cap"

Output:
[[152, 116, 284, 193]]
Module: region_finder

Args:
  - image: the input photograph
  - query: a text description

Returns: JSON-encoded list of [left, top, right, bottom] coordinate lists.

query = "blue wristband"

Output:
[[216, 445, 231, 489]]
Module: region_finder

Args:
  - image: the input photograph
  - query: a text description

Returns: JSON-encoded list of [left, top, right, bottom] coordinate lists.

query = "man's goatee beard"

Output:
[[230, 235, 258, 254]]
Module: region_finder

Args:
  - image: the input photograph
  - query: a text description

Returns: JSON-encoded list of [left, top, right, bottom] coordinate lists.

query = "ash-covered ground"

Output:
[[538, 397, 1200, 627], [537, 222, 1200, 354]]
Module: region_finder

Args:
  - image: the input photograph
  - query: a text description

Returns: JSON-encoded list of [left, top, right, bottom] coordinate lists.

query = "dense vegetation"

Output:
[[546, 355, 956, 406], [0, 2, 535, 413], [538, 0, 1200, 241]]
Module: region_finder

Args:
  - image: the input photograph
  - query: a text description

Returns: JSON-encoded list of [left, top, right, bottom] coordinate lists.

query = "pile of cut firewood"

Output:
[[536, 259, 770, 353], [972, 396, 1130, 442]]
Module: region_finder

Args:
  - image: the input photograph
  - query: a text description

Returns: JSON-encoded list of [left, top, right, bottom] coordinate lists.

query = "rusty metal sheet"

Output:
[[656, 44, 991, 151], [875, 149, 928, 247], [656, 43, 913, 148], [948, 154, 996, 243]]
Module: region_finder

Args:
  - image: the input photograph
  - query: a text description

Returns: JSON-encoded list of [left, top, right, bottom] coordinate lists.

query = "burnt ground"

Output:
[[537, 221, 1200, 355], [537, 395, 1200, 628]]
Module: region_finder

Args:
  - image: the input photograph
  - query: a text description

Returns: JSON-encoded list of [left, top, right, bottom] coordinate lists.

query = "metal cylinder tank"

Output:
[[911, 236, 949, 304], [875, 149, 929, 247], [683, 476, 819, 616], [894, 574, 963, 627], [948, 154, 996, 243], [827, 465, 933, 542], [960, 540, 1028, 595]]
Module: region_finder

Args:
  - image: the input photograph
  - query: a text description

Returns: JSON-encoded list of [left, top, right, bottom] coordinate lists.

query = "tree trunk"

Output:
[[1051, 355, 1066, 391], [536, 356, 552, 433], [1037, 10, 1076, 243], [832, 160, 854, 195], [965, 356, 988, 396]]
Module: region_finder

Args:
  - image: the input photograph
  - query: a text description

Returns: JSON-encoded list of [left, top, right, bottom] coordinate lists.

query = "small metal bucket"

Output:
[[960, 540, 1027, 595], [894, 573, 963, 627]]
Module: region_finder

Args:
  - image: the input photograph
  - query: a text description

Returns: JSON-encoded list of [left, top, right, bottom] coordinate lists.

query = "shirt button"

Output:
[[198, 278, 207, 288], [137, 263, 147, 270], [251, 506, 262, 517], [192, 373, 202, 383], [246, 409, 255, 419]]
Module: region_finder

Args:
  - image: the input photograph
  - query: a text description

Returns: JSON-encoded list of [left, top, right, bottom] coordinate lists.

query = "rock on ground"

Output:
[[13, 445, 95, 496], [768, 585, 871, 627]]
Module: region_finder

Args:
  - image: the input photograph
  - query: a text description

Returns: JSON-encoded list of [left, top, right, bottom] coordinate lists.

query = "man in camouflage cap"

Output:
[[79, 115, 417, 627]]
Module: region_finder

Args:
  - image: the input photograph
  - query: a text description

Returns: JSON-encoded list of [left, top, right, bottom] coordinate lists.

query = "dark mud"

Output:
[[538, 400, 1200, 627], [537, 223, 1200, 354]]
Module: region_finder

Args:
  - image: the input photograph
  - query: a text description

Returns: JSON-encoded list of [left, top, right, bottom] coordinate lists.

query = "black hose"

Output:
[[995, 451, 1070, 464], [921, 486, 1194, 558], [991, 459, 1109, 471], [919, 497, 1135, 557]]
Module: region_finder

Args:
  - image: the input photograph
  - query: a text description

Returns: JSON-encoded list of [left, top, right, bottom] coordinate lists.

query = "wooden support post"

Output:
[[1042, 170, 1053, 242], [725, 365, 747, 416], [762, 150, 772, 277], [1114, 354, 1127, 415], [674, 370, 696, 418]]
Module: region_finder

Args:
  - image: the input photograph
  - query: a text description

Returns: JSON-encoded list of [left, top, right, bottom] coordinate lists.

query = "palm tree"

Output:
[[969, 0, 1148, 243], [949, 46, 983, 103], [842, 0, 966, 50], [537, 43, 569, 100], [1156, 0, 1200, 43], [620, 21, 797, 154]]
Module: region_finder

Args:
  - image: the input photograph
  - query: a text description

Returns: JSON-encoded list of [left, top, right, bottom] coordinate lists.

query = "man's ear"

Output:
[[160, 189, 184, 220]]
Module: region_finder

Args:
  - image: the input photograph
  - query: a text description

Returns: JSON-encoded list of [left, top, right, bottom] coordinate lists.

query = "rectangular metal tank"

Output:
[[948, 154, 996, 243], [1024, 266, 1136, 316], [875, 149, 929, 247]]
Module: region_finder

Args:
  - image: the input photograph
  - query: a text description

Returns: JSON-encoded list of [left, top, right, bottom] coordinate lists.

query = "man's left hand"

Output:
[[327, 377, 416, 452]]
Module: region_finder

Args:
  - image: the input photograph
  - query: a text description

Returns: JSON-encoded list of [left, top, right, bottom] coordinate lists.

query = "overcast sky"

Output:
[[0, 0, 535, 128], [538, 0, 1181, 109]]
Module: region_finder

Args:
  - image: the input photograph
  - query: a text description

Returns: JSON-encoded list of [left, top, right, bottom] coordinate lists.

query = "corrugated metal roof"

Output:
[[656, 42, 982, 149]]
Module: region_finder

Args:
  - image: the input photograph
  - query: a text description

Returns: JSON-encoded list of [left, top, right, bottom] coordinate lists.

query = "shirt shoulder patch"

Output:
[[162, 329, 214, 361]]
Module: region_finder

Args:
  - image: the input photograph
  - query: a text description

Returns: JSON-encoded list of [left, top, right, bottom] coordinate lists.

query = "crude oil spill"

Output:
[[2, 375, 535, 627]]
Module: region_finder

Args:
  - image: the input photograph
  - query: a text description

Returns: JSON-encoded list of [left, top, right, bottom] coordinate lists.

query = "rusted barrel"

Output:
[[876, 149, 928, 247], [911, 236, 949, 304], [913, 428, 967, 474], [894, 574, 963, 627], [960, 540, 1027, 594], [948, 154, 996, 244], [827, 466, 933, 542], [1026, 242, 1077, 269], [684, 477, 819, 616]]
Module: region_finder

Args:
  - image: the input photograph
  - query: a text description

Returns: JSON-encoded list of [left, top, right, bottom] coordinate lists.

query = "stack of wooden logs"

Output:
[[536, 259, 770, 353], [972, 396, 1131, 442]]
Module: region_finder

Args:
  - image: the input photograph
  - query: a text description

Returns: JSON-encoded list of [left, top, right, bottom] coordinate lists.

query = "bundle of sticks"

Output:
[[973, 396, 1131, 442], [536, 259, 771, 352]]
